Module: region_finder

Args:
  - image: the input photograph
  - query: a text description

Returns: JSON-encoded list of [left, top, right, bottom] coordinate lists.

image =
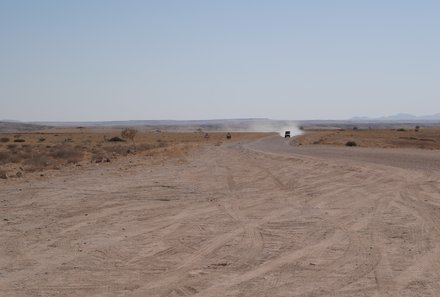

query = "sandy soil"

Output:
[[295, 128, 440, 149], [1, 135, 440, 296]]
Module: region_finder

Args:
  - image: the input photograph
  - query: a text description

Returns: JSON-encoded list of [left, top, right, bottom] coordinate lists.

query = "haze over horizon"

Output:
[[1, 1, 439, 122]]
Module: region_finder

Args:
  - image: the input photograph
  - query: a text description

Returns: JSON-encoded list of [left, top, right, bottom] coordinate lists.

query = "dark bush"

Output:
[[397, 128, 406, 132], [0, 137, 10, 143], [14, 139, 25, 143], [346, 141, 357, 147], [39, 138, 46, 142], [108, 136, 125, 142]]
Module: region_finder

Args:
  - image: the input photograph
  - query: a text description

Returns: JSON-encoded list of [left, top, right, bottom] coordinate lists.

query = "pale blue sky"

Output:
[[1, 1, 439, 121]]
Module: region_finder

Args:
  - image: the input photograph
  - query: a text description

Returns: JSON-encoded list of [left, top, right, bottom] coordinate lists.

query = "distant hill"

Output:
[[0, 121, 49, 132], [351, 113, 440, 121]]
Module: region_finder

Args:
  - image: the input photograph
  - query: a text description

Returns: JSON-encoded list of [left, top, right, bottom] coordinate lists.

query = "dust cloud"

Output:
[[245, 121, 302, 137]]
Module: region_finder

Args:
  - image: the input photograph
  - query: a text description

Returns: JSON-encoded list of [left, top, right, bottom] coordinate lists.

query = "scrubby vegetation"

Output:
[[0, 129, 263, 177]]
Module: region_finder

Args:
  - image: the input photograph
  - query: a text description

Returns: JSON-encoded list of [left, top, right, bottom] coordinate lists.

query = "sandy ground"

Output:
[[1, 135, 440, 296], [295, 128, 440, 150]]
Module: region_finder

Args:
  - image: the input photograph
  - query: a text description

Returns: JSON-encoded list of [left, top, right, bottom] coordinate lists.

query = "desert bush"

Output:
[[0, 137, 10, 143], [14, 139, 25, 143], [121, 128, 138, 149], [0, 152, 9, 164], [90, 150, 111, 163], [108, 136, 125, 142], [345, 141, 357, 147], [21, 145, 32, 153], [7, 144, 17, 149], [24, 156, 53, 172], [397, 128, 406, 132], [8, 153, 22, 163], [39, 138, 46, 142], [49, 145, 84, 163], [353, 126, 359, 130]]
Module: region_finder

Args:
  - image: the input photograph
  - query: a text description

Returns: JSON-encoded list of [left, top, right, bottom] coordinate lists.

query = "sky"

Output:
[[0, 0, 439, 121]]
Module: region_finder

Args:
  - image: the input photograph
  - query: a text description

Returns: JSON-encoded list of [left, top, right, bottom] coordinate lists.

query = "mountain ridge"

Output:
[[351, 113, 440, 121]]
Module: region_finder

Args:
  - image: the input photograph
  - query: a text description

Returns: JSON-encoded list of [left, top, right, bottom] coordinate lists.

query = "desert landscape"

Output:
[[1, 126, 440, 296], [3, 1, 440, 296]]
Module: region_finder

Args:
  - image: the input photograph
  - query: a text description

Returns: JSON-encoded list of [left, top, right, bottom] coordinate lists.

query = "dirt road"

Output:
[[1, 136, 440, 296]]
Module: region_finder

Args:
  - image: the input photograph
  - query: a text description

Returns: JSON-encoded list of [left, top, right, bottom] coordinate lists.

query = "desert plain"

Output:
[[1, 127, 440, 296]]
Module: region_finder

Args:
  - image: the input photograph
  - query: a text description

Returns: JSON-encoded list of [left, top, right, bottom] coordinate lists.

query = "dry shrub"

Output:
[[121, 128, 138, 141], [49, 145, 84, 163], [8, 153, 23, 163], [14, 139, 25, 143], [108, 136, 125, 142], [91, 151, 111, 163], [7, 144, 17, 150], [24, 156, 53, 172], [0, 152, 9, 164], [0, 137, 10, 143], [121, 128, 138, 149]]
